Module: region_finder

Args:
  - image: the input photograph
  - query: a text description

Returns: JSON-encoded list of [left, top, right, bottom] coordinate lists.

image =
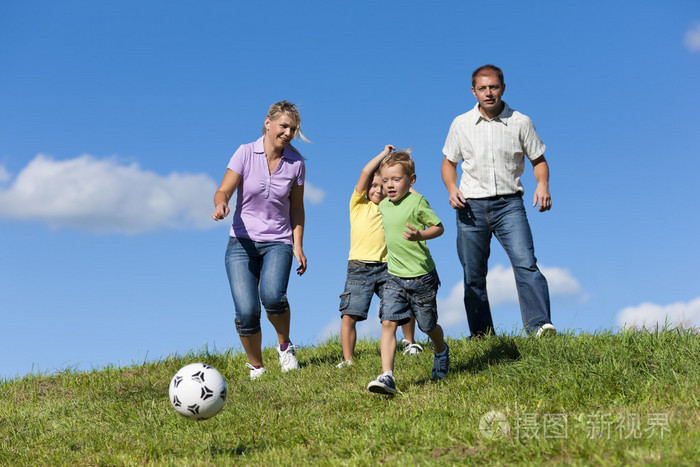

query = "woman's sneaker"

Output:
[[336, 360, 353, 368], [402, 339, 424, 356], [245, 363, 266, 380], [367, 374, 396, 395], [431, 344, 450, 380], [277, 343, 300, 372]]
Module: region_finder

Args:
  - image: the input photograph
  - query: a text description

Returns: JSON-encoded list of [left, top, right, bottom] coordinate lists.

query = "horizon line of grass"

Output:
[[3, 325, 697, 385]]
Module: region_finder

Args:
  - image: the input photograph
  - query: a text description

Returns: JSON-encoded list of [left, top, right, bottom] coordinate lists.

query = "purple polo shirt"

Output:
[[227, 137, 305, 245]]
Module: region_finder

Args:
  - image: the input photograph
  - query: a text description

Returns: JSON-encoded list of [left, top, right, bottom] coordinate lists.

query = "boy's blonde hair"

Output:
[[262, 100, 310, 143], [380, 148, 415, 177]]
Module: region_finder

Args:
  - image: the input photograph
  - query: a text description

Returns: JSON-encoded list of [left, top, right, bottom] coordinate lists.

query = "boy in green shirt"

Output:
[[337, 145, 422, 368], [367, 150, 450, 395]]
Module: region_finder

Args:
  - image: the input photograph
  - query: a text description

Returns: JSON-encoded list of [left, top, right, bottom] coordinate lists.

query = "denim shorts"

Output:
[[382, 269, 440, 333], [338, 261, 387, 321]]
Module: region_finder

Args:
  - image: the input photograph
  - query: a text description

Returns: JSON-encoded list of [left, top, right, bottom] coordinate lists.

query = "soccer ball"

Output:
[[169, 363, 227, 420]]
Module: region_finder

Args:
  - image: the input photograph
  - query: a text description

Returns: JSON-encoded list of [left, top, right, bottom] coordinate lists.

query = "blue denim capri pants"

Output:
[[225, 236, 293, 336]]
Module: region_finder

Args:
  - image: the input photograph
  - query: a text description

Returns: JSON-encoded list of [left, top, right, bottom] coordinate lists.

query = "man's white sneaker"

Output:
[[535, 323, 557, 338], [336, 360, 353, 368], [277, 343, 300, 372], [402, 339, 424, 356], [245, 363, 266, 380]]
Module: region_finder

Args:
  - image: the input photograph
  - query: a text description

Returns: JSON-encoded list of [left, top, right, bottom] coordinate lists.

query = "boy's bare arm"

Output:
[[355, 144, 394, 193], [402, 222, 444, 241]]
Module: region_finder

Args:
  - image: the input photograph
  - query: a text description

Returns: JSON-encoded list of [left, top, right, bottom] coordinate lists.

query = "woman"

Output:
[[212, 101, 308, 380]]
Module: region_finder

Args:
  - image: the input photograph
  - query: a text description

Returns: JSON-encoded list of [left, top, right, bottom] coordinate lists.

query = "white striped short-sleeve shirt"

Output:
[[443, 102, 546, 199]]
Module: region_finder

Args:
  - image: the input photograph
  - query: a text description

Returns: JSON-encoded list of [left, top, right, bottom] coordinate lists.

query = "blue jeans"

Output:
[[338, 261, 387, 321], [225, 237, 293, 336], [456, 195, 551, 335]]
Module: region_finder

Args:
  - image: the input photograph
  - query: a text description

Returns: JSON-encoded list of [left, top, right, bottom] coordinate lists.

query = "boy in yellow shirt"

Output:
[[337, 145, 421, 368]]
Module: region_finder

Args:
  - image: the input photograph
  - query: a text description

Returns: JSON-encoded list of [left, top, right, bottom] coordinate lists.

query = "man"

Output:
[[441, 64, 555, 337]]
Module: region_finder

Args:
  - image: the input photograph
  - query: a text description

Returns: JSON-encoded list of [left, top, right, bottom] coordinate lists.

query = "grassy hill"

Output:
[[1, 331, 698, 465]]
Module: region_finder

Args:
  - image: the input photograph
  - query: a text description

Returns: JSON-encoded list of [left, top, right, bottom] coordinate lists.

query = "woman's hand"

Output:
[[294, 247, 307, 276], [212, 203, 230, 221], [212, 169, 241, 221]]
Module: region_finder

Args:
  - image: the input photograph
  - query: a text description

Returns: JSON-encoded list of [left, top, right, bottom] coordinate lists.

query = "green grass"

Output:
[[1, 330, 698, 465]]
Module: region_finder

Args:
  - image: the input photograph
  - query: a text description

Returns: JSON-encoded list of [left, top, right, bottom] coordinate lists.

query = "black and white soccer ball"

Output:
[[169, 363, 227, 420]]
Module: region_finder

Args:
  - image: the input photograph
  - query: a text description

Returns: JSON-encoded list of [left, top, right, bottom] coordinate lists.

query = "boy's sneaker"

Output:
[[277, 343, 300, 372], [367, 374, 396, 395], [402, 339, 424, 356], [535, 323, 557, 338], [431, 344, 450, 380], [245, 363, 266, 380], [336, 360, 353, 368]]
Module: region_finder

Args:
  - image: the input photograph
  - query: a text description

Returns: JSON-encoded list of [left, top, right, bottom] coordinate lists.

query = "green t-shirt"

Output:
[[378, 192, 441, 278]]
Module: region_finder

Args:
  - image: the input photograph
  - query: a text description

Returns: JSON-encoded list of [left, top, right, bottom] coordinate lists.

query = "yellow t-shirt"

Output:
[[348, 189, 387, 262]]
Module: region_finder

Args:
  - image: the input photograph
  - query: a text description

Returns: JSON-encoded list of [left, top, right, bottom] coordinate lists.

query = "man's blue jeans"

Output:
[[225, 237, 293, 336], [456, 194, 551, 335]]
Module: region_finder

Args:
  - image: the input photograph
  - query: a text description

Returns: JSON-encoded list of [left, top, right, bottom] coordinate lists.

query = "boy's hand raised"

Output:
[[402, 223, 422, 241]]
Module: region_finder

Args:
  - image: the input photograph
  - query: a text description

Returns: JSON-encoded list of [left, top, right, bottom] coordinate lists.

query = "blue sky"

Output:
[[2, 1, 699, 380]]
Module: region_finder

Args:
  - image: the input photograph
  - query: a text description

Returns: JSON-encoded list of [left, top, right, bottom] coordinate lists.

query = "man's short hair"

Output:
[[472, 64, 504, 87]]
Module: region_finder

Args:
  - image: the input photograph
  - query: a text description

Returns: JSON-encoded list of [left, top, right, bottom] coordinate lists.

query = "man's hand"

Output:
[[533, 183, 551, 212], [441, 157, 466, 209], [531, 155, 551, 212], [448, 187, 467, 209]]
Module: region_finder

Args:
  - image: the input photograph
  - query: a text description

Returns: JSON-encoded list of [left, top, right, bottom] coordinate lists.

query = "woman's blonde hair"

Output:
[[262, 100, 310, 143]]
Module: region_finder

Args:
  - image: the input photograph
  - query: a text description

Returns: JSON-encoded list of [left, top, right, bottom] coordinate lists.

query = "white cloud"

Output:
[[616, 297, 700, 331], [0, 154, 326, 234], [0, 154, 220, 234], [317, 320, 339, 342], [317, 306, 383, 343], [304, 182, 326, 205], [485, 264, 519, 306], [438, 281, 468, 328], [357, 316, 383, 339], [438, 264, 582, 328], [541, 265, 582, 297], [0, 166, 10, 183], [684, 22, 700, 52]]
